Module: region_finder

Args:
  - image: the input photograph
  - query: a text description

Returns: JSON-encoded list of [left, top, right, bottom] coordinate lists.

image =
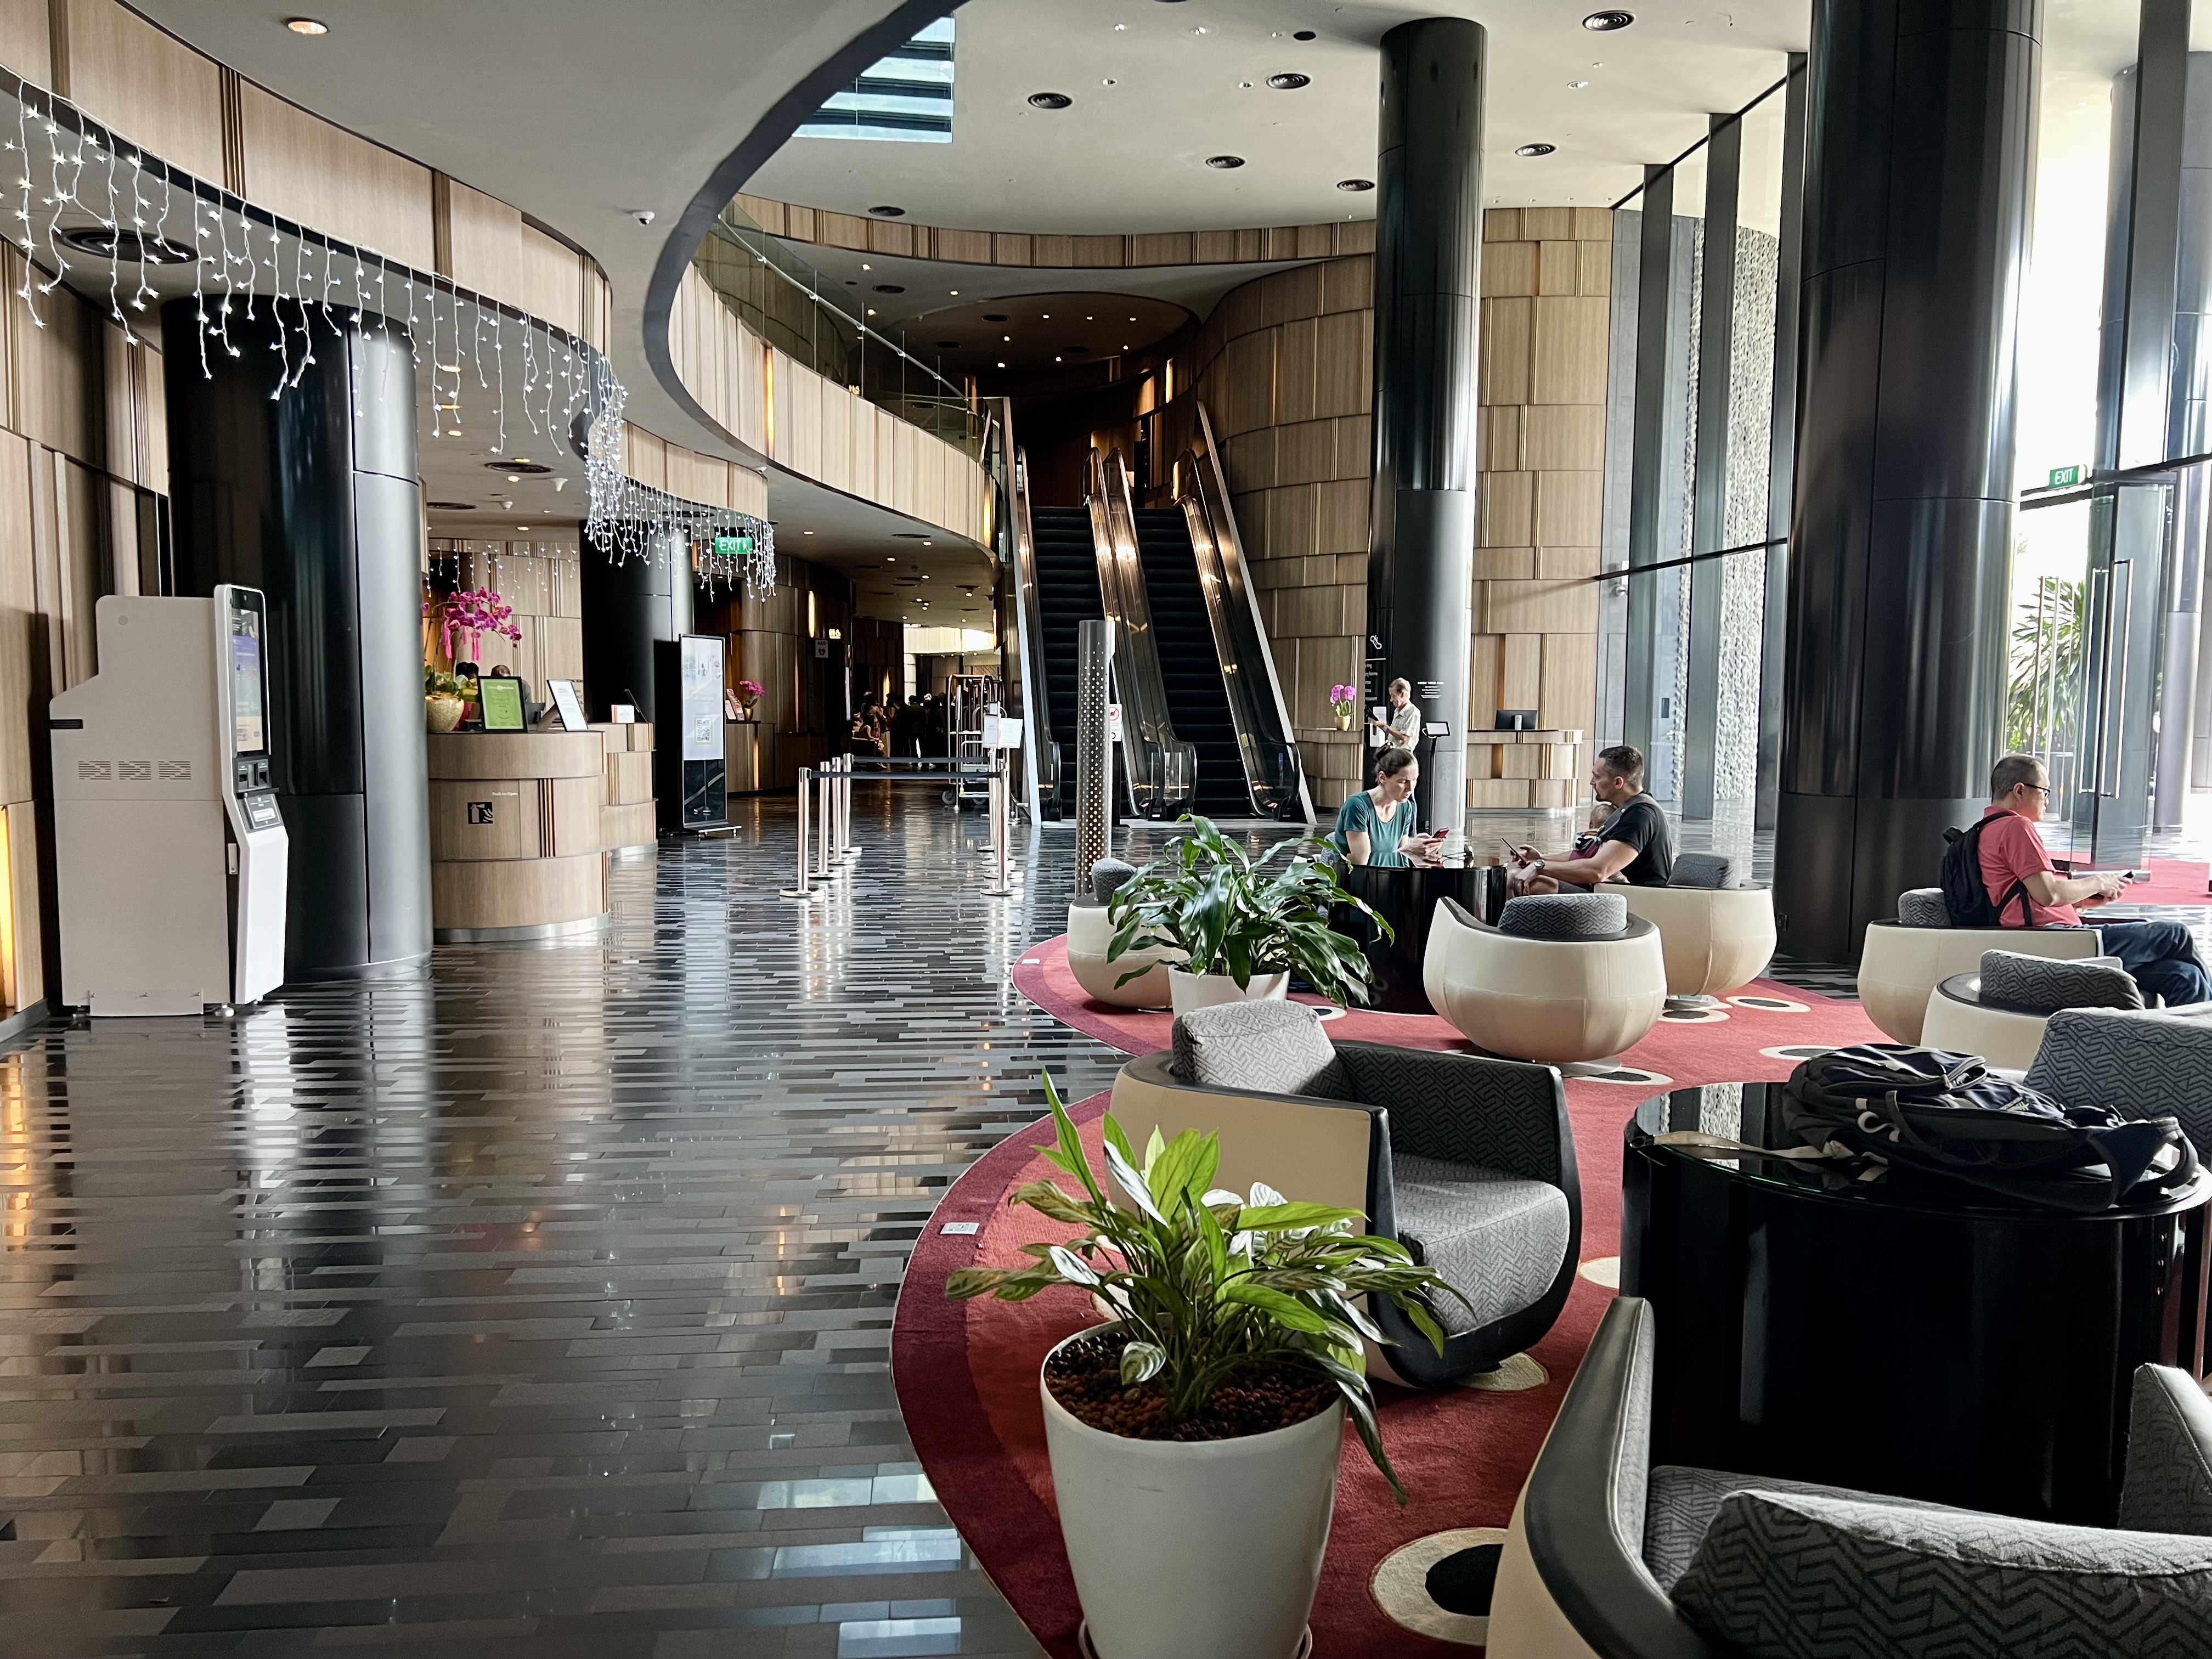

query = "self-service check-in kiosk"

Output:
[[50, 585, 289, 1014]]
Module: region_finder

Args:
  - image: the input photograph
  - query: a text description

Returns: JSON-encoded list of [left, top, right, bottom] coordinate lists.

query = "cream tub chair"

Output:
[[1424, 893, 1667, 1065], [1618, 854, 1776, 1001], [1857, 887, 2104, 1045]]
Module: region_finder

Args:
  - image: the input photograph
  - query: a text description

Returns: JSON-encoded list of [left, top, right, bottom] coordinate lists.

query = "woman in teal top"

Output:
[[1332, 747, 1444, 867]]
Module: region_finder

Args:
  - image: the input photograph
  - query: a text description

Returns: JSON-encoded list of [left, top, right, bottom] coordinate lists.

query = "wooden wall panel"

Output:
[[447, 182, 523, 312], [237, 83, 435, 271], [0, 429, 33, 806], [515, 227, 583, 336], [12, 248, 101, 466], [0, 0, 47, 85], [64, 0, 222, 183]]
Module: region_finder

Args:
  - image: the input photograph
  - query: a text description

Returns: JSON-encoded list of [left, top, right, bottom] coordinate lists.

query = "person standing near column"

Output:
[[1369, 678, 1422, 751]]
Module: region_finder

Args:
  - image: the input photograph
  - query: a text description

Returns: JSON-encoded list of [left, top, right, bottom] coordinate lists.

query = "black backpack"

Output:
[[1939, 814, 2028, 927], [1782, 1045, 2197, 1212]]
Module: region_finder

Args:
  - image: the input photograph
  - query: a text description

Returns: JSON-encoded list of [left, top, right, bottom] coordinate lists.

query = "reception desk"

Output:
[[428, 730, 608, 941]]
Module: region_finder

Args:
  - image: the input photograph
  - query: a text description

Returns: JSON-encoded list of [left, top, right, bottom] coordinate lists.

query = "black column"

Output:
[[1775, 0, 2040, 961], [163, 300, 430, 983], [582, 531, 695, 823], [1367, 16, 1484, 827]]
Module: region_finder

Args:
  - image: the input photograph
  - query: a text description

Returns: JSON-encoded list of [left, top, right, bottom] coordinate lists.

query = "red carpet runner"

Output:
[[894, 936, 1883, 1657]]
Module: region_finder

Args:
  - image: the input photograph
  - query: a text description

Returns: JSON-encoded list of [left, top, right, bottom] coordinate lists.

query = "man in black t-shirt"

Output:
[[1510, 744, 1676, 890]]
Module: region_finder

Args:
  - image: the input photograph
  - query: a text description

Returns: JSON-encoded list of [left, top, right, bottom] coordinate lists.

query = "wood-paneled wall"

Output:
[[670, 266, 985, 545], [428, 533, 585, 692], [1146, 206, 1613, 811], [733, 193, 1378, 271]]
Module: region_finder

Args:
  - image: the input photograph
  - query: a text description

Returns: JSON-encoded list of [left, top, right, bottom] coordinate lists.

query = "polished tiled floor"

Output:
[[0, 789, 1142, 1658]]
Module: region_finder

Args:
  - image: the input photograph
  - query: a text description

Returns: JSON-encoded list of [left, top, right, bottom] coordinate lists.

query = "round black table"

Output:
[[1622, 1082, 2212, 1526], [1333, 860, 1508, 1014]]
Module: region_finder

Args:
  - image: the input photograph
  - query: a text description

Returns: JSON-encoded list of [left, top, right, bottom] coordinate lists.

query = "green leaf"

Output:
[[1221, 1281, 1333, 1334], [1101, 1113, 1138, 1170], [1103, 1138, 1167, 1224], [1048, 1245, 1100, 1286], [1238, 1201, 1365, 1233], [1120, 1340, 1166, 1384], [1197, 1199, 1230, 1286]]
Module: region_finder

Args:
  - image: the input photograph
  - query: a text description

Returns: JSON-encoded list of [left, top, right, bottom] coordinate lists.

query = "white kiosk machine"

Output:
[[50, 585, 289, 1014]]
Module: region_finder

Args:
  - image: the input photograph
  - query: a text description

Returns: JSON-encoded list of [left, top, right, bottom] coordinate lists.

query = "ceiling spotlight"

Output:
[[1042, 313, 1051, 319], [437, 361, 461, 373], [1294, 29, 1317, 40], [1102, 77, 1118, 87], [1267, 72, 1310, 90], [887, 556, 896, 562], [1568, 80, 1590, 88], [867, 308, 878, 317], [506, 473, 522, 483], [1583, 10, 1635, 29], [1087, 314, 1095, 320], [803, 529, 815, 535], [867, 205, 906, 217], [1028, 91, 1074, 109], [997, 361, 1007, 368], [1336, 178, 1375, 192], [1205, 155, 1246, 170], [284, 16, 328, 34], [1515, 143, 1558, 157], [1003, 335, 1012, 341]]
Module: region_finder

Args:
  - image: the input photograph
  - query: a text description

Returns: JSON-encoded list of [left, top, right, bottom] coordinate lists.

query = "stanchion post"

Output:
[[780, 767, 819, 899], [839, 753, 859, 863], [984, 761, 1014, 897], [817, 765, 833, 879]]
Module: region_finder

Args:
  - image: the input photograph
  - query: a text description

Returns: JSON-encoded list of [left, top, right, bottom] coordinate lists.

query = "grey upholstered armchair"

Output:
[[1487, 1296, 2212, 1658], [1105, 999, 1581, 1387]]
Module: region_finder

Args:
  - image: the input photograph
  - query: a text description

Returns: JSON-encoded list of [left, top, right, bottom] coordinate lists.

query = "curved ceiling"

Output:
[[747, 0, 1810, 233]]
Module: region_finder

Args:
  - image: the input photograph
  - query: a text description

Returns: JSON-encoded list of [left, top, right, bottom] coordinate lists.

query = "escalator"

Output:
[[1031, 504, 1107, 815], [1133, 507, 1251, 817]]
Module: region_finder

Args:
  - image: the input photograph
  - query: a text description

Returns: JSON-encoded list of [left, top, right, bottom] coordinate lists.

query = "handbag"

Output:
[[1779, 1044, 2198, 1212]]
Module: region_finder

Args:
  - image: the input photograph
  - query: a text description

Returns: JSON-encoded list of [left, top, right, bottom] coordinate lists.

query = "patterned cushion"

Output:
[[1670, 851, 1742, 889], [1673, 1489, 2212, 1658], [1090, 857, 1138, 905], [1336, 1045, 1565, 1186], [1616, 1306, 1656, 1558], [1392, 1155, 1569, 1335], [1980, 950, 2143, 1015], [1645, 1466, 1956, 1594], [1170, 1000, 1351, 1099], [1498, 891, 1629, 940], [2027, 1008, 2212, 1158], [2121, 1365, 2212, 1538], [1898, 887, 1953, 927]]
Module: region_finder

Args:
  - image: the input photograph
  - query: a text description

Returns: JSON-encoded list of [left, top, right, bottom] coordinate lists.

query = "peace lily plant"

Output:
[[1103, 814, 1390, 1009]]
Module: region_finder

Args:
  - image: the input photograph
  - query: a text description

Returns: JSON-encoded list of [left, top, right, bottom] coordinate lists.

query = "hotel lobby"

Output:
[[0, 2, 2208, 1656]]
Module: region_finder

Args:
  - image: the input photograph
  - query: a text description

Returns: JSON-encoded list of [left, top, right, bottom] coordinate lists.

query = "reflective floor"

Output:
[[0, 789, 1131, 1658]]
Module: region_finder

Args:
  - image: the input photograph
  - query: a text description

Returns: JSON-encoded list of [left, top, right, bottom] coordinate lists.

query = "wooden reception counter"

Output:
[[427, 730, 608, 941]]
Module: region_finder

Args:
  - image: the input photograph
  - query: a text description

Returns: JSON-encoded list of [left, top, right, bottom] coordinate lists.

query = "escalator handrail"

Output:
[[996, 398, 1052, 820], [1090, 449, 1195, 817], [1178, 403, 1314, 823]]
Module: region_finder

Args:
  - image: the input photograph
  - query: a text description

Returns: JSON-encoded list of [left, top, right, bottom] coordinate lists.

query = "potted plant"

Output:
[[733, 678, 763, 718], [1106, 814, 1389, 1014], [1329, 682, 1357, 732], [424, 667, 469, 733], [949, 1079, 1460, 1659]]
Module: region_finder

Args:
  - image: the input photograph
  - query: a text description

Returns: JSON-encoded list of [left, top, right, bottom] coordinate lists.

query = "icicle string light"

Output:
[[0, 70, 783, 585]]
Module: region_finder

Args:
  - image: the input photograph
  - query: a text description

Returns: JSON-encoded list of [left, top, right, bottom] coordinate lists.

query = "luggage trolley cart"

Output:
[[945, 673, 1002, 811]]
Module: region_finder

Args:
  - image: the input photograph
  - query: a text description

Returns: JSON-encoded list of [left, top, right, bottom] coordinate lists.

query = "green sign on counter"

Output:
[[2047, 465, 2084, 488]]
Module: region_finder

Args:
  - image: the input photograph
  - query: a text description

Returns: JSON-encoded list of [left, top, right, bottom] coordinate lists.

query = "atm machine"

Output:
[[50, 585, 289, 1014]]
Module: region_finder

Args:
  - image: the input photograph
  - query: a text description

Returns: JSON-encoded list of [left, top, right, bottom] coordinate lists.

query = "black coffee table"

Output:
[[1622, 1082, 2212, 1526], [1333, 861, 1507, 1014]]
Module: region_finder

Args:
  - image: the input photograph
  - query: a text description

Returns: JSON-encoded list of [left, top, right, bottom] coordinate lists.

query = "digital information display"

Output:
[[680, 635, 723, 762], [230, 607, 265, 754]]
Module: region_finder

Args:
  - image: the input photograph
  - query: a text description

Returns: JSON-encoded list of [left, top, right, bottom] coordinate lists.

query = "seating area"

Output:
[[1423, 891, 1669, 1064], [1858, 885, 2107, 1042]]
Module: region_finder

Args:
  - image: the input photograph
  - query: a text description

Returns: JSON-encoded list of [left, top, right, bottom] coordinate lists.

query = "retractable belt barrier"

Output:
[[780, 754, 1017, 900]]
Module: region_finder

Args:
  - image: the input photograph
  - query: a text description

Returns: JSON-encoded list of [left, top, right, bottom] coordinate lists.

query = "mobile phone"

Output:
[[1502, 838, 1521, 863]]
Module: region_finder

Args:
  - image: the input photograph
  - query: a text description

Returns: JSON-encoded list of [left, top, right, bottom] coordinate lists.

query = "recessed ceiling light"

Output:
[[1042, 313, 1051, 319], [1583, 10, 1635, 29], [803, 529, 814, 535], [997, 361, 1007, 368], [867, 205, 906, 218], [1003, 335, 1012, 341], [1267, 73, 1310, 90], [1516, 143, 1557, 157], [516, 524, 530, 531], [1239, 81, 1254, 89], [437, 361, 461, 372], [1336, 178, 1375, 192], [1191, 25, 1209, 35], [867, 308, 878, 316], [1102, 77, 1118, 87], [887, 556, 896, 562], [284, 17, 328, 34], [1568, 80, 1590, 88], [1205, 155, 1246, 169], [1028, 92, 1074, 109], [1055, 356, 1063, 363]]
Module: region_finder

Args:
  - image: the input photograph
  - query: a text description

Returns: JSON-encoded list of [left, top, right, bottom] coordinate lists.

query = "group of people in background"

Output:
[[848, 694, 952, 759]]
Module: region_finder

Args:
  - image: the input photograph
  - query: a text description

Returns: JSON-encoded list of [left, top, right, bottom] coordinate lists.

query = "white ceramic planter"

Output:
[[1166, 967, 1290, 1015], [1066, 902, 1184, 1009], [1041, 1327, 1342, 1659]]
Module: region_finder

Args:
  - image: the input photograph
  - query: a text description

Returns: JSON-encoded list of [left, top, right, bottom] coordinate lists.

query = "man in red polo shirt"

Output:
[[1979, 753, 2208, 1006]]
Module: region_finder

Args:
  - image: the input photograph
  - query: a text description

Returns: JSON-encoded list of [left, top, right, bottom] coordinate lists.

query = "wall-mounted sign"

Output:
[[814, 639, 830, 658], [2047, 465, 2084, 489], [713, 533, 755, 560], [467, 800, 494, 825]]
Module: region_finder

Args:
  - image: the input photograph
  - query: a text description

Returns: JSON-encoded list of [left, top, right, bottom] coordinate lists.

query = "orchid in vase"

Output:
[[430, 589, 522, 668], [1329, 683, 1357, 731]]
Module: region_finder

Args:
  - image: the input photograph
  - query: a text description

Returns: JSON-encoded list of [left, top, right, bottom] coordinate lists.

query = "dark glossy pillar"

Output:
[[582, 531, 694, 824], [1775, 0, 2040, 962], [163, 300, 430, 984], [1367, 16, 1484, 828]]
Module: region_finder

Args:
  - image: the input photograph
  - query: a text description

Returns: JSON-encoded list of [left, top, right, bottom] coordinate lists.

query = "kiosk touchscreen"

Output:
[[50, 586, 289, 1014]]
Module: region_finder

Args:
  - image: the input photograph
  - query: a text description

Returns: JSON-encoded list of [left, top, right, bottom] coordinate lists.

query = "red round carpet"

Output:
[[893, 936, 1883, 1657]]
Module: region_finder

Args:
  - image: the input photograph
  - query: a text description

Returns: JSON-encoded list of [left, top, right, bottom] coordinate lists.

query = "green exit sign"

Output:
[[2047, 465, 2084, 488], [713, 533, 754, 559]]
